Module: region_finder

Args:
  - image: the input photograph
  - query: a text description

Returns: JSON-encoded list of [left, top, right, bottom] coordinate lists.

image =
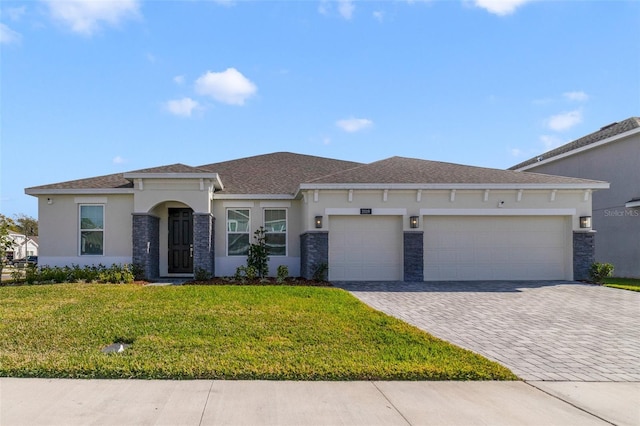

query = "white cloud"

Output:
[[318, 1, 330, 16], [173, 75, 185, 85], [165, 97, 200, 117], [336, 118, 373, 133], [546, 110, 582, 131], [112, 156, 127, 164], [6, 6, 27, 21], [194, 68, 257, 106], [510, 148, 524, 157], [338, 0, 355, 20], [43, 0, 140, 36], [318, 0, 354, 19], [539, 134, 563, 150], [323, 137, 332, 145], [373, 11, 384, 22], [0, 23, 21, 45], [563, 91, 589, 102], [472, 0, 533, 16], [212, 0, 235, 6]]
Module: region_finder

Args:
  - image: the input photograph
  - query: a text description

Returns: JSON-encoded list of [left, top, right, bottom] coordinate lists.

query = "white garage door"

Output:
[[329, 216, 403, 281], [424, 216, 570, 281]]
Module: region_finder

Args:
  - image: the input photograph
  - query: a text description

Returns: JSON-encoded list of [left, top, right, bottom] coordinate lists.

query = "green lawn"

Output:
[[0, 284, 516, 381], [603, 277, 640, 292]]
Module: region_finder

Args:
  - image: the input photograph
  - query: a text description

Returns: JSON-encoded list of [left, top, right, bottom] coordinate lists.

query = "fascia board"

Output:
[[625, 200, 640, 208], [123, 172, 220, 180], [515, 127, 640, 171], [123, 173, 224, 190], [212, 193, 295, 200], [298, 183, 610, 190], [25, 188, 135, 196]]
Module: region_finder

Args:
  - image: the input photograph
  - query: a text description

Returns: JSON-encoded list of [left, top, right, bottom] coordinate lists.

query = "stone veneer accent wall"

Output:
[[132, 213, 160, 280], [300, 232, 328, 280], [573, 231, 595, 281], [193, 213, 215, 278], [404, 231, 424, 282]]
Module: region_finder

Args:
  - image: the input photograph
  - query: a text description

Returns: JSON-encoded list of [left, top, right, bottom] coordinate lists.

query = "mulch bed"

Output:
[[183, 277, 332, 287]]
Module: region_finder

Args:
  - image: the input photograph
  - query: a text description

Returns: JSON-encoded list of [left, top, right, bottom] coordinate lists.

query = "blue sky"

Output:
[[1, 0, 639, 219]]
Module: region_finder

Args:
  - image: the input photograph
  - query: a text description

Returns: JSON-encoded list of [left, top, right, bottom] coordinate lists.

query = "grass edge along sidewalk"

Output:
[[0, 284, 516, 381]]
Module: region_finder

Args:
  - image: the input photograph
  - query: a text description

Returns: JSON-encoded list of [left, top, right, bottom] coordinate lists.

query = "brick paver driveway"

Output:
[[335, 281, 640, 381]]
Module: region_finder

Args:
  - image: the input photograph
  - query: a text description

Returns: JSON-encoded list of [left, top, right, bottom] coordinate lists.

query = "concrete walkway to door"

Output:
[[334, 281, 640, 382]]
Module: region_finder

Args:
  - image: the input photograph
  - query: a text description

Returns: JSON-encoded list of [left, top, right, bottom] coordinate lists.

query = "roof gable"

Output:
[[510, 117, 640, 170]]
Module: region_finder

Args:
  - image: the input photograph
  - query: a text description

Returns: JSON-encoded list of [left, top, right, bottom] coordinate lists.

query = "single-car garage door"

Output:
[[424, 216, 570, 281], [329, 216, 403, 281]]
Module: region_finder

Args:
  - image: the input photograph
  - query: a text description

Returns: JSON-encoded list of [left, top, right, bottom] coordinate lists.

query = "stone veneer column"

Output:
[[404, 231, 424, 282], [193, 213, 215, 278], [300, 232, 329, 280], [573, 231, 595, 281], [132, 213, 160, 280]]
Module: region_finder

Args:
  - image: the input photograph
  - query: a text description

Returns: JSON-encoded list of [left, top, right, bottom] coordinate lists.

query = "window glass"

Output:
[[227, 209, 250, 256], [264, 209, 286, 256], [80, 205, 104, 255]]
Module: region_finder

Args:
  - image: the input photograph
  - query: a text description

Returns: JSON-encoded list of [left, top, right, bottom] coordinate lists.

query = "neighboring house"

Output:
[[26, 152, 607, 282], [6, 232, 39, 260], [511, 117, 640, 278]]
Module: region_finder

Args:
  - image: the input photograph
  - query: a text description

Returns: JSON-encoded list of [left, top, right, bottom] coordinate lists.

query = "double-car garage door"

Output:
[[328, 215, 570, 281]]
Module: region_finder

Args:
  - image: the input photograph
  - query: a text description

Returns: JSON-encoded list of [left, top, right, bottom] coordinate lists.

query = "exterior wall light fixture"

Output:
[[409, 216, 419, 229], [580, 216, 592, 229], [315, 216, 323, 229]]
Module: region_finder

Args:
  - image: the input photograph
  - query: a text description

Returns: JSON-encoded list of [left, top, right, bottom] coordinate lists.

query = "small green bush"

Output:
[[194, 267, 211, 281], [312, 263, 328, 281], [276, 265, 289, 283], [589, 262, 614, 284]]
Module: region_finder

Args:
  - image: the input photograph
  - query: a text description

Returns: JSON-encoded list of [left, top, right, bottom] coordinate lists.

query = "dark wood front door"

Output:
[[168, 208, 193, 274]]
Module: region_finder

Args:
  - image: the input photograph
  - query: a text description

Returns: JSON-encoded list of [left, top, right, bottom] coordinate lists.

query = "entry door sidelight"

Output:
[[168, 208, 193, 273]]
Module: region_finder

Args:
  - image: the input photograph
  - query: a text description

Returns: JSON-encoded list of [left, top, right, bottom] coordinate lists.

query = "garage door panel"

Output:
[[329, 216, 402, 281], [424, 216, 569, 281]]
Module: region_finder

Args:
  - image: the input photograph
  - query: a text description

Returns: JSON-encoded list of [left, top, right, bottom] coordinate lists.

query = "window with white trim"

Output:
[[227, 209, 250, 256], [80, 205, 104, 255], [264, 209, 286, 256]]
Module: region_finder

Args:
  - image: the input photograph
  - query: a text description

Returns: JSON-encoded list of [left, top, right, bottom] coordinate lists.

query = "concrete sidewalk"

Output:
[[1, 379, 638, 426]]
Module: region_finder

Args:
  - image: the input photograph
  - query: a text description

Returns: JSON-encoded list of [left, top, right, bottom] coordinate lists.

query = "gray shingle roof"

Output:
[[26, 152, 605, 194], [510, 117, 640, 170], [198, 152, 363, 194], [306, 156, 602, 185]]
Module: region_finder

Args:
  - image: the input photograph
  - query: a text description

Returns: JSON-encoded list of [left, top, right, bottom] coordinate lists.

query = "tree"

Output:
[[247, 227, 269, 278], [14, 214, 38, 236], [0, 216, 15, 278]]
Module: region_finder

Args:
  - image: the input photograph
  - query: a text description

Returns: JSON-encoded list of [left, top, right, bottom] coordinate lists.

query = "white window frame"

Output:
[[263, 208, 287, 257], [79, 204, 105, 256], [227, 208, 251, 256]]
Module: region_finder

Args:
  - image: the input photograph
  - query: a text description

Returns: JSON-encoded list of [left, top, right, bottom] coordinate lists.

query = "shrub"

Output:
[[247, 227, 269, 278], [194, 267, 210, 281], [312, 263, 328, 282], [276, 265, 289, 284], [589, 262, 614, 284]]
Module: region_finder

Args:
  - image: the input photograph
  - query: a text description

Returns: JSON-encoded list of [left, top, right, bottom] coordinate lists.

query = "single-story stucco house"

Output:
[[511, 117, 640, 278], [26, 152, 608, 282]]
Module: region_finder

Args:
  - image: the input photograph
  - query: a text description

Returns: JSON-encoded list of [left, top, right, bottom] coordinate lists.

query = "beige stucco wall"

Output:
[[37, 194, 133, 268], [132, 179, 213, 214], [522, 134, 640, 277], [301, 188, 593, 232], [212, 198, 303, 277]]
